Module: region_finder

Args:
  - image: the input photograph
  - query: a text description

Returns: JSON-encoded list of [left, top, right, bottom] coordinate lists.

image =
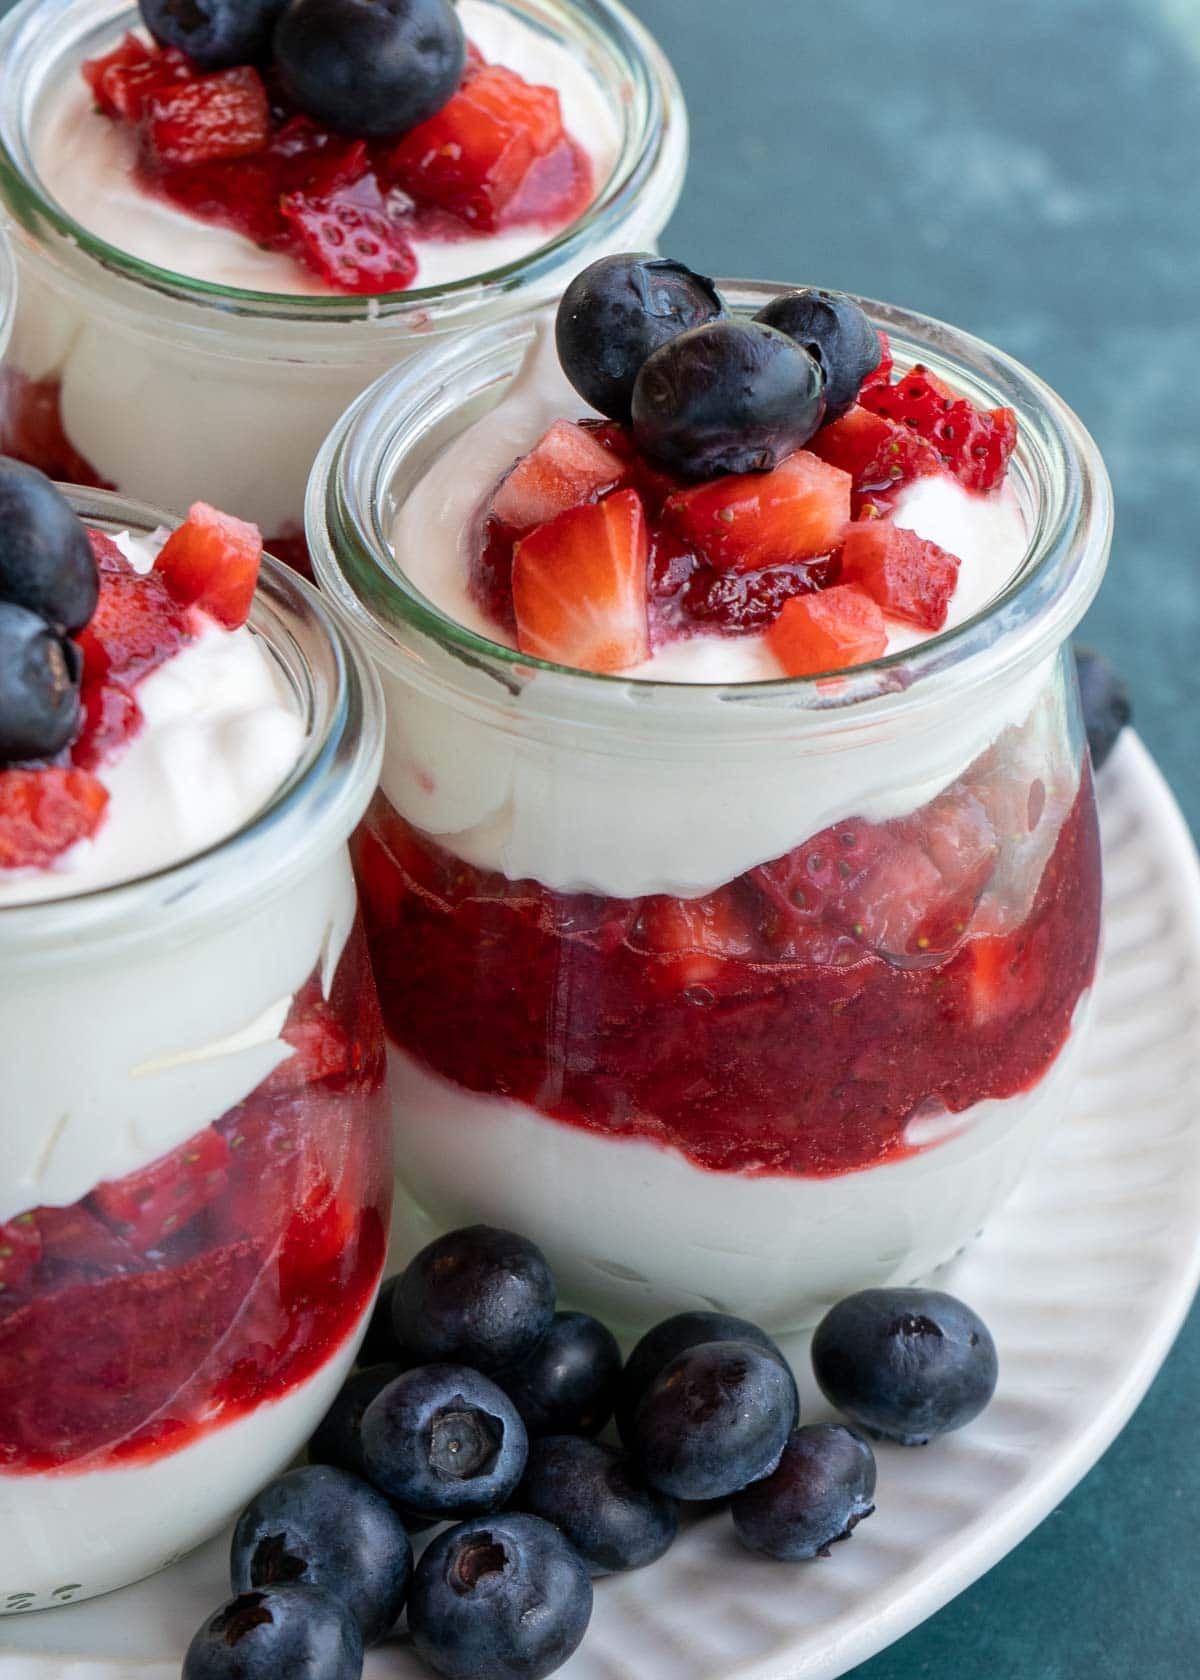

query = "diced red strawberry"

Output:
[[385, 63, 565, 231], [89, 1128, 231, 1253], [0, 1215, 41, 1297], [766, 585, 887, 677], [636, 888, 754, 990], [78, 563, 191, 684], [0, 768, 109, 870], [859, 365, 1017, 493], [512, 489, 650, 672], [73, 681, 143, 771], [492, 421, 624, 530], [859, 330, 893, 393], [664, 450, 851, 572], [273, 116, 369, 198], [281, 175, 418, 293], [261, 1007, 353, 1098], [840, 519, 961, 631], [155, 502, 262, 629], [86, 529, 127, 572], [808, 403, 942, 497], [83, 36, 191, 123], [141, 66, 270, 169], [33, 1203, 140, 1276]]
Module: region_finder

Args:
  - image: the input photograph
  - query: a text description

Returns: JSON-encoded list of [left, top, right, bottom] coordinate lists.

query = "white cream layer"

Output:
[[0, 530, 305, 908], [387, 1015, 1090, 1333], [36, 1, 620, 295]]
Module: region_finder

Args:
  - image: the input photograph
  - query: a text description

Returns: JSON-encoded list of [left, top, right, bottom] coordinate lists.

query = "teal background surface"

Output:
[[632, 0, 1199, 1674]]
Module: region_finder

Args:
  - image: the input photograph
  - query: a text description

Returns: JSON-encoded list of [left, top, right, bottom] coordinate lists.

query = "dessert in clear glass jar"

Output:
[[0, 480, 388, 1610], [308, 266, 1112, 1332], [0, 0, 686, 568]]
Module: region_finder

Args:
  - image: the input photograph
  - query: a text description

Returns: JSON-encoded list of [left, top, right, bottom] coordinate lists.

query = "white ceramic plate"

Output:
[[4, 729, 1199, 1680]]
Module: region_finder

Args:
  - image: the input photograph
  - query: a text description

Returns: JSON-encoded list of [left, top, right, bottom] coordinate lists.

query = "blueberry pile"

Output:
[[555, 255, 881, 481], [184, 1225, 1003, 1679], [0, 459, 97, 766], [140, 0, 465, 138]]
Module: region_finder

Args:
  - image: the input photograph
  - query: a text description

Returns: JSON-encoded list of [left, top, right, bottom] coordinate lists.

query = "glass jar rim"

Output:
[[309, 281, 1113, 719], [0, 219, 14, 355], [0, 486, 384, 946], [0, 0, 684, 325]]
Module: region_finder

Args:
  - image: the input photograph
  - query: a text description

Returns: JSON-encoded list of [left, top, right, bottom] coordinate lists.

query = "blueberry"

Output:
[[408, 1512, 592, 1680], [0, 459, 97, 633], [182, 1583, 362, 1680], [497, 1311, 621, 1438], [615, 1310, 787, 1446], [361, 1364, 528, 1520], [631, 1339, 799, 1501], [754, 288, 880, 420], [274, 0, 465, 140], [308, 1364, 405, 1481], [230, 1464, 411, 1646], [393, 1224, 555, 1374], [138, 0, 285, 70], [515, 1436, 679, 1577], [555, 254, 726, 423], [1073, 644, 1131, 771], [812, 1288, 999, 1446], [0, 603, 81, 765], [632, 318, 826, 481], [356, 1275, 416, 1369], [731, 1423, 876, 1560]]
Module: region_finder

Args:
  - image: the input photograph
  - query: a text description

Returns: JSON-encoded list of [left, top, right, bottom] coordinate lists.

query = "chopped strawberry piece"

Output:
[[86, 529, 128, 572], [492, 420, 624, 530], [840, 519, 961, 630], [261, 1007, 353, 1097], [808, 403, 942, 497], [0, 1215, 41, 1297], [33, 1203, 140, 1276], [273, 117, 370, 198], [860, 365, 1017, 493], [766, 585, 887, 677], [681, 557, 836, 633], [89, 1128, 231, 1253], [385, 63, 565, 231], [664, 450, 851, 571], [83, 35, 191, 122], [636, 888, 754, 991], [512, 489, 650, 672], [142, 66, 270, 169], [859, 330, 893, 393], [0, 768, 109, 870], [156, 502, 262, 629], [78, 562, 191, 685], [74, 681, 143, 771], [281, 177, 417, 294]]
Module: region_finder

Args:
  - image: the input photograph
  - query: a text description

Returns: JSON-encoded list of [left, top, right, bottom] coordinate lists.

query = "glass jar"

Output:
[[0, 0, 686, 564], [0, 489, 389, 1612], [0, 222, 13, 361], [309, 284, 1112, 1334]]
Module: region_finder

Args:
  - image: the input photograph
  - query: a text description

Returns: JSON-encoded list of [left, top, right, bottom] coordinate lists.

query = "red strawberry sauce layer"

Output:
[[356, 767, 1100, 1179], [0, 920, 389, 1475]]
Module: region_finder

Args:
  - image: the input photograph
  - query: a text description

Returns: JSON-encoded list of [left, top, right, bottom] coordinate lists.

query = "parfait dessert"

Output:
[[310, 257, 1112, 1332], [0, 468, 388, 1609], [0, 0, 685, 567]]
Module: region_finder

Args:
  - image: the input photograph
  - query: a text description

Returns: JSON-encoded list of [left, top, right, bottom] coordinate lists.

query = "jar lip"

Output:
[[309, 280, 1113, 712], [0, 486, 384, 938], [0, 219, 13, 357], [0, 0, 683, 323]]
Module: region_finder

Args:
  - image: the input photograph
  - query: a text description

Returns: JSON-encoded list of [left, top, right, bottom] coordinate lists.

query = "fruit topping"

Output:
[[491, 420, 623, 530], [632, 318, 826, 480], [859, 364, 1017, 493], [496, 1311, 622, 1440], [393, 1224, 556, 1374], [274, 0, 465, 140], [0, 458, 99, 633], [679, 559, 833, 634], [1073, 644, 1131, 771], [731, 1423, 876, 1561], [141, 65, 271, 168], [385, 61, 565, 231], [663, 449, 851, 570], [155, 501, 263, 628], [77, 558, 190, 685], [231, 1464, 412, 1646], [555, 254, 726, 423], [84, 36, 192, 122], [0, 766, 109, 869], [88, 1126, 231, 1252], [512, 489, 650, 672], [807, 401, 942, 501], [182, 1585, 364, 1680], [765, 584, 888, 676], [840, 519, 961, 630], [811, 1287, 999, 1445], [0, 605, 82, 763], [143, 0, 285, 70], [407, 1513, 592, 1680], [280, 175, 418, 292], [516, 1436, 680, 1576], [754, 288, 882, 420]]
